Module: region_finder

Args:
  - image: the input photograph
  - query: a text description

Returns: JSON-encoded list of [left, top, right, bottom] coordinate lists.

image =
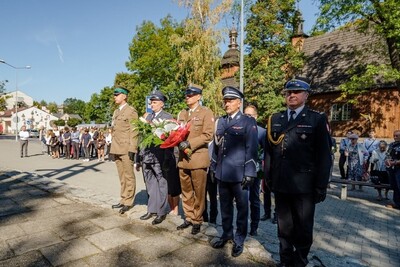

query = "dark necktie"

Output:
[[228, 116, 232, 123], [288, 110, 296, 124], [150, 112, 155, 121]]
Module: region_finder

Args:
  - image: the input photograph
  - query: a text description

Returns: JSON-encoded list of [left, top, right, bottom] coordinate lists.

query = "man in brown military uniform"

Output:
[[110, 86, 138, 214], [176, 84, 214, 235]]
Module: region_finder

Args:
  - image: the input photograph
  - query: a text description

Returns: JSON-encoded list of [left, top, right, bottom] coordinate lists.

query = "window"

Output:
[[330, 103, 352, 121]]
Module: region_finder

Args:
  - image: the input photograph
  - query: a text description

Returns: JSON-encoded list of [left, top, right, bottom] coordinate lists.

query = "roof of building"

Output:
[[300, 26, 391, 93]]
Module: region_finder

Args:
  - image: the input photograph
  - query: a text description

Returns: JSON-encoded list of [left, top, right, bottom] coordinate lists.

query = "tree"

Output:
[[53, 119, 65, 127], [84, 86, 114, 124], [0, 80, 9, 111], [244, 0, 304, 123], [66, 117, 82, 127], [63, 98, 86, 118], [124, 16, 186, 116], [47, 102, 58, 114], [173, 0, 234, 116], [314, 0, 400, 97]]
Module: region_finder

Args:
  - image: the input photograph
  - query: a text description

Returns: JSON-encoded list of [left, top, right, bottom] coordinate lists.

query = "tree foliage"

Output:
[[47, 102, 58, 114], [0, 80, 9, 111], [314, 0, 400, 97], [63, 98, 86, 118], [124, 16, 186, 116], [83, 86, 114, 124], [244, 0, 304, 123], [66, 117, 82, 127]]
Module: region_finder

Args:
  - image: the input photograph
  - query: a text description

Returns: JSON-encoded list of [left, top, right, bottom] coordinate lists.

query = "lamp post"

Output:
[[0, 59, 31, 141]]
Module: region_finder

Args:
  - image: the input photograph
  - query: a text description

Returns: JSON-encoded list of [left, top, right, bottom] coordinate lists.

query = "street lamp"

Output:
[[0, 59, 31, 141]]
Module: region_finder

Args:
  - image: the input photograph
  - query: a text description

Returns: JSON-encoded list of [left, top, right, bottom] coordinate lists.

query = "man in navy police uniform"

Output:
[[209, 86, 258, 257], [264, 77, 332, 267]]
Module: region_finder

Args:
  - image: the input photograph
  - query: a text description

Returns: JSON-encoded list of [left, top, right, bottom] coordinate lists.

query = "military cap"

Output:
[[185, 83, 203, 95], [222, 86, 244, 99], [348, 133, 359, 139], [149, 91, 167, 102], [113, 86, 129, 95], [284, 76, 311, 92]]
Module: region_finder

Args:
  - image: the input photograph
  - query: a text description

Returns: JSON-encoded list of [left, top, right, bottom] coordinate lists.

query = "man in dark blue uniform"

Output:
[[209, 86, 258, 257], [264, 77, 332, 267]]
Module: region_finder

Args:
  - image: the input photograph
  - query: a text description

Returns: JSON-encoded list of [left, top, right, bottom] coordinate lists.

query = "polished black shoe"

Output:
[[177, 220, 192, 230], [231, 243, 243, 257], [119, 205, 131, 214], [249, 229, 258, 236], [191, 224, 201, 235], [260, 214, 271, 221], [272, 214, 278, 224], [140, 212, 156, 220], [152, 215, 166, 225], [112, 203, 124, 209], [210, 238, 228, 249]]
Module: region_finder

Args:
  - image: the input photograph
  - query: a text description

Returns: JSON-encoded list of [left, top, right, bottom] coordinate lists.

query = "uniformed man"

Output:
[[176, 84, 214, 235], [135, 91, 173, 224], [264, 77, 332, 267], [209, 86, 258, 257], [386, 130, 400, 209], [110, 86, 139, 214]]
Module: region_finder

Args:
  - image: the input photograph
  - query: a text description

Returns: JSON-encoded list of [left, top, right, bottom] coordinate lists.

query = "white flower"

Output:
[[154, 128, 166, 139], [164, 122, 179, 132], [139, 117, 148, 123]]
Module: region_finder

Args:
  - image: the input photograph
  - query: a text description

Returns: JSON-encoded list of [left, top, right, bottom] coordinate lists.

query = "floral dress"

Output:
[[347, 144, 364, 181]]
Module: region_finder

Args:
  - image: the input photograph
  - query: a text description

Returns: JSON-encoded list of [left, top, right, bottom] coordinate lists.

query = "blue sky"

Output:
[[0, 0, 319, 105]]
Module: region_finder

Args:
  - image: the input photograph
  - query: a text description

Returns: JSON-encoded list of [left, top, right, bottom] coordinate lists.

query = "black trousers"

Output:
[[219, 180, 249, 246], [203, 171, 218, 223], [338, 153, 347, 179], [275, 192, 315, 267]]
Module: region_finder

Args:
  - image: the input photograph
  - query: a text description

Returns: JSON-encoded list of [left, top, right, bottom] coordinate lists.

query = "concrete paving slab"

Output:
[[121, 222, 159, 239], [18, 216, 65, 234], [58, 259, 91, 267], [89, 214, 131, 230], [0, 240, 13, 261], [84, 244, 147, 266], [40, 238, 101, 266], [86, 228, 140, 251], [53, 220, 103, 241], [0, 250, 51, 267], [0, 224, 26, 242], [7, 231, 62, 255]]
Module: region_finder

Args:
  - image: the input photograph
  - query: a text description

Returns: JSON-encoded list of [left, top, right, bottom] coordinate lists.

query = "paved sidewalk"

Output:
[[1, 138, 399, 266]]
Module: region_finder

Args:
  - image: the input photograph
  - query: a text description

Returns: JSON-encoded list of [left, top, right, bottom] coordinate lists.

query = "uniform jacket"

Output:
[[177, 105, 214, 169], [110, 104, 138, 155], [210, 112, 258, 183], [264, 107, 332, 194]]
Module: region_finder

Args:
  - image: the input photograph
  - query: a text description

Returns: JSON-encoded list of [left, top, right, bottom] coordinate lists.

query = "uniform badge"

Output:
[[301, 134, 307, 140]]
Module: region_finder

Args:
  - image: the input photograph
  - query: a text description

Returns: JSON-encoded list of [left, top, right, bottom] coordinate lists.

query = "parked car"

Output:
[[28, 129, 40, 138]]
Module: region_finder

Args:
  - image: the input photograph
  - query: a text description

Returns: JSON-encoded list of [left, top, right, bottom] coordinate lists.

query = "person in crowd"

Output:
[[110, 86, 138, 214], [58, 128, 64, 156], [176, 84, 214, 235], [370, 140, 389, 200], [105, 128, 113, 161], [364, 130, 379, 163], [385, 130, 400, 209], [202, 141, 218, 224], [209, 87, 258, 257], [339, 131, 352, 179], [49, 131, 60, 159], [71, 126, 80, 160], [18, 125, 30, 158], [90, 126, 99, 159], [39, 126, 47, 154], [45, 129, 53, 156], [80, 128, 91, 162], [97, 130, 106, 162], [63, 126, 72, 159], [264, 77, 332, 267], [243, 104, 264, 236], [53, 126, 61, 156], [136, 91, 172, 225], [347, 133, 369, 190]]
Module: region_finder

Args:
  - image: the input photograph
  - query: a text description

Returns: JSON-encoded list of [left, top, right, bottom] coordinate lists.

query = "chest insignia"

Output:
[[301, 134, 307, 140]]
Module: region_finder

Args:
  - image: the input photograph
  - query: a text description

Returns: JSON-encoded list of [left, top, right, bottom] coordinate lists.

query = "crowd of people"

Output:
[[16, 78, 400, 267]]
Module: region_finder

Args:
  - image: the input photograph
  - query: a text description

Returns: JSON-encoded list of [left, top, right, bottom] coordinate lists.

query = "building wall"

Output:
[[308, 88, 400, 138]]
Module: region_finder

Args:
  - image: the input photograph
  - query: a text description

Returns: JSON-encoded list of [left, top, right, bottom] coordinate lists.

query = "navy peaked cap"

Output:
[[222, 86, 244, 99], [284, 76, 311, 91], [149, 91, 167, 102]]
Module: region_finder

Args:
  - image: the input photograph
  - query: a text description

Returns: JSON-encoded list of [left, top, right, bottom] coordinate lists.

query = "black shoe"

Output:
[[249, 229, 258, 236], [119, 205, 131, 214], [191, 224, 201, 235], [272, 215, 278, 224], [177, 220, 192, 230], [260, 214, 271, 221], [210, 238, 228, 249], [112, 203, 124, 209], [231, 243, 243, 257], [152, 215, 166, 225], [140, 212, 156, 220]]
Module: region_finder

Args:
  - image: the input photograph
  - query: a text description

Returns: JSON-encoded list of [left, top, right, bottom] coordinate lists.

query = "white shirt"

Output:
[[19, 130, 29, 140], [287, 105, 305, 121]]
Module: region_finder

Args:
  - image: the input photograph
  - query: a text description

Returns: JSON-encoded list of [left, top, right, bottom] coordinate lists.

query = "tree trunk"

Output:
[[386, 37, 400, 71]]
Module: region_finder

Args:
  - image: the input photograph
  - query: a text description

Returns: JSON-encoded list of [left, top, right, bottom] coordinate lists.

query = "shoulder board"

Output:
[[308, 109, 323, 114]]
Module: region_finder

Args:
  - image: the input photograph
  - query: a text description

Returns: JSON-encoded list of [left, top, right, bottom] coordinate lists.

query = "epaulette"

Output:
[[309, 109, 323, 114]]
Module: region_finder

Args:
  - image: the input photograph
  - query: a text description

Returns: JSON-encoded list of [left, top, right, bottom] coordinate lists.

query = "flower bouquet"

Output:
[[132, 117, 192, 157]]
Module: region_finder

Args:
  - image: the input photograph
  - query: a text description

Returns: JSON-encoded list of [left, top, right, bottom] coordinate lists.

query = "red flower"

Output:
[[160, 123, 191, 149]]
